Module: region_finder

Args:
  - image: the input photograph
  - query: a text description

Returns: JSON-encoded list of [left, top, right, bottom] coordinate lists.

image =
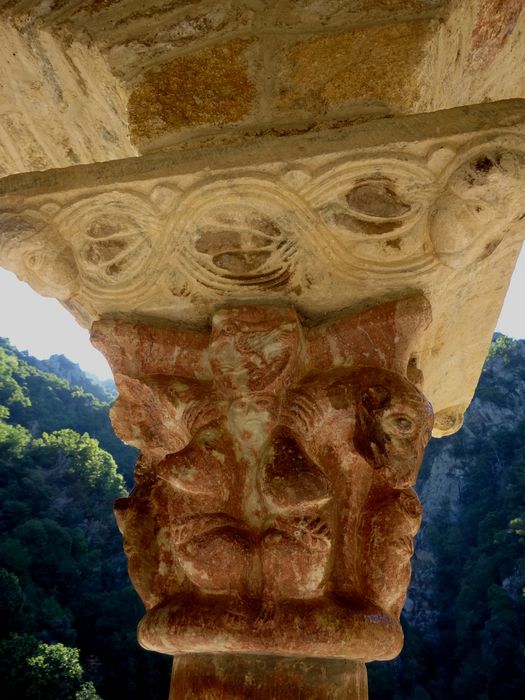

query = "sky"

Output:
[[0, 268, 113, 379], [1, 246, 525, 381]]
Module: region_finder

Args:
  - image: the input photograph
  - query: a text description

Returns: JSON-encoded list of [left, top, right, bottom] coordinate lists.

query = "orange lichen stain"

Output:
[[275, 21, 434, 114], [128, 39, 257, 143]]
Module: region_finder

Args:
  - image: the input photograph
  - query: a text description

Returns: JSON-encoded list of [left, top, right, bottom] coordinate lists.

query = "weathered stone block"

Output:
[[273, 22, 437, 116], [128, 39, 260, 144]]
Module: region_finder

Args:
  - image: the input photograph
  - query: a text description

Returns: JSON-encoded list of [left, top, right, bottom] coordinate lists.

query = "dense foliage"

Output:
[[0, 340, 170, 699], [18, 349, 117, 403], [369, 335, 525, 699], [0, 334, 524, 698], [0, 338, 136, 484]]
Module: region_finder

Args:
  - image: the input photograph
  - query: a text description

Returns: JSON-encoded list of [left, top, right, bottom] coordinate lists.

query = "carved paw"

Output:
[[286, 392, 321, 433], [222, 606, 249, 631], [275, 515, 331, 551]]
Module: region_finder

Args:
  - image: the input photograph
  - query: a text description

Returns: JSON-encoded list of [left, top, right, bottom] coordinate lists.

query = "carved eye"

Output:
[[394, 416, 414, 433], [385, 413, 415, 436]]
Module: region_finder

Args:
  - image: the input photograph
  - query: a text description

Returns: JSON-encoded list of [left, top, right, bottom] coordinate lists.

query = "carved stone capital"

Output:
[[1, 4, 525, 696], [91, 295, 432, 661], [1, 101, 525, 435]]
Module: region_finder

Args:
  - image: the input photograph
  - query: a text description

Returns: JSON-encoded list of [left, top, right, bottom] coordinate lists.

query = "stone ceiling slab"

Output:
[[0, 2, 524, 173]]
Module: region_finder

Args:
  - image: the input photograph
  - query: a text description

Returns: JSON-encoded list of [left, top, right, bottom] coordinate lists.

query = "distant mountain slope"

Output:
[[0, 338, 136, 484], [0, 338, 170, 700], [369, 335, 525, 700], [3, 342, 116, 403]]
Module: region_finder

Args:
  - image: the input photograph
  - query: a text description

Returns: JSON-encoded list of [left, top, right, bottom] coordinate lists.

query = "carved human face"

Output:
[[209, 306, 301, 397]]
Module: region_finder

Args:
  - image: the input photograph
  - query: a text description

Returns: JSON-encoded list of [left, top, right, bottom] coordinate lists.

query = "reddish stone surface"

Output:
[[91, 295, 433, 661], [469, 0, 524, 70], [169, 655, 368, 700]]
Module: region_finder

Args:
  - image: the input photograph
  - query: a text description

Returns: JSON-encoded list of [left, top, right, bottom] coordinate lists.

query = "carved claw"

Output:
[[223, 607, 249, 631], [275, 515, 331, 551], [182, 396, 222, 435], [285, 391, 322, 434]]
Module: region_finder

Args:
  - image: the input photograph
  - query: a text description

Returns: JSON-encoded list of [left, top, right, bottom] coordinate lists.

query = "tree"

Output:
[[76, 682, 102, 700], [0, 568, 25, 633], [0, 635, 90, 700]]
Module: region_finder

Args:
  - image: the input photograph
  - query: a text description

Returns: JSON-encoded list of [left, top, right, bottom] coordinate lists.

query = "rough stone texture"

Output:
[[1, 101, 524, 435], [273, 22, 435, 118], [91, 297, 432, 660], [469, 0, 524, 71], [418, 0, 525, 113], [169, 655, 368, 700], [0, 1, 524, 164], [0, 7, 134, 175], [128, 38, 260, 142]]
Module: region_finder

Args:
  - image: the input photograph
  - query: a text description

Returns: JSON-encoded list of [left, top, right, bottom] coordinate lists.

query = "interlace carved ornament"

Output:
[[1, 102, 525, 437]]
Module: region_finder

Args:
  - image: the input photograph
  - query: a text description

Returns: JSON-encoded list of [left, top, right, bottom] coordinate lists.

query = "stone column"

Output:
[[1, 101, 525, 697], [90, 298, 432, 692], [169, 656, 367, 700]]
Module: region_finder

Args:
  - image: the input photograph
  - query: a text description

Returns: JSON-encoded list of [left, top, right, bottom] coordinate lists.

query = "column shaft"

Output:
[[169, 655, 368, 700]]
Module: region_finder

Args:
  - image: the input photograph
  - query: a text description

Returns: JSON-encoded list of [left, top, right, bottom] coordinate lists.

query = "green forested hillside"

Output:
[[0, 335, 524, 699], [0, 340, 170, 700], [0, 338, 136, 484], [369, 335, 525, 699], [16, 349, 116, 403]]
